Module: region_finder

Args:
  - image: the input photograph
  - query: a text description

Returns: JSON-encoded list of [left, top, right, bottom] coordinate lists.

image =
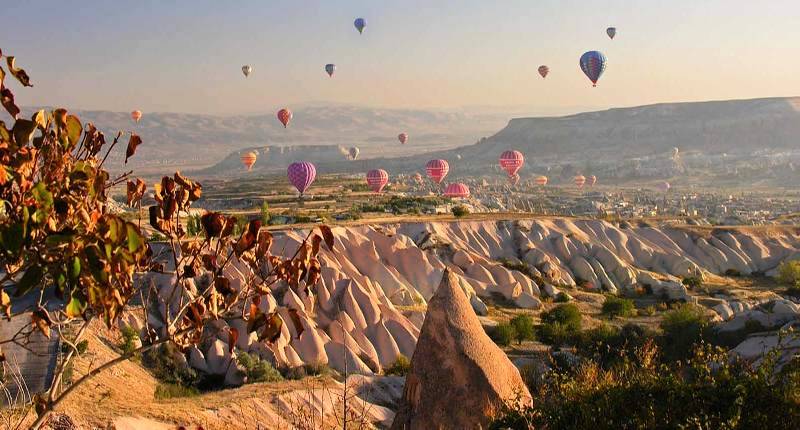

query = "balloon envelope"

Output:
[[425, 159, 449, 184], [242, 65, 252, 77], [241, 152, 257, 171], [325, 64, 336, 77], [349, 146, 360, 160], [287, 161, 316, 195], [277, 108, 292, 128], [366, 169, 389, 193], [607, 27, 617, 39], [131, 110, 142, 122], [354, 18, 366, 34], [574, 175, 586, 187], [499, 150, 525, 177], [535, 175, 548, 186], [538, 65, 550, 78], [398, 133, 408, 145], [444, 183, 470, 198], [579, 51, 607, 87]]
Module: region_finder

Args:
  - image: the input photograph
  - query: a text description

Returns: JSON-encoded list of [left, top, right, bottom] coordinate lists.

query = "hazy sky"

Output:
[[2, 0, 798, 115]]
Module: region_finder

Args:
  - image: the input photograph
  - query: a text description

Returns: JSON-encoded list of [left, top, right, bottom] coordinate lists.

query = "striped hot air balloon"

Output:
[[287, 161, 316, 195], [538, 65, 550, 78], [499, 150, 525, 177], [240, 151, 257, 171], [366, 169, 389, 193], [574, 175, 587, 188], [579, 51, 607, 87], [444, 183, 470, 198], [588, 175, 597, 186], [425, 159, 449, 184], [535, 175, 548, 186]]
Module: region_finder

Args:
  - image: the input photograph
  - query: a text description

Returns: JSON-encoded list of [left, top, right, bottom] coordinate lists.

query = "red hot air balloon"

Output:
[[538, 65, 550, 78], [574, 175, 586, 188], [398, 133, 408, 145], [240, 151, 257, 171], [444, 183, 470, 198], [277, 108, 292, 128], [535, 175, 548, 186], [366, 169, 389, 193], [131, 110, 142, 123], [499, 150, 524, 177], [287, 161, 316, 196], [425, 159, 449, 184], [588, 175, 597, 186]]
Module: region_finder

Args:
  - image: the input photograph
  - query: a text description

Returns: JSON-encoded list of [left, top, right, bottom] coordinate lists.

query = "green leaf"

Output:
[[31, 110, 47, 130], [70, 256, 81, 280], [65, 292, 88, 318], [31, 183, 53, 210], [126, 223, 144, 253], [0, 222, 25, 257], [65, 115, 82, 149], [45, 233, 75, 247], [14, 264, 44, 297]]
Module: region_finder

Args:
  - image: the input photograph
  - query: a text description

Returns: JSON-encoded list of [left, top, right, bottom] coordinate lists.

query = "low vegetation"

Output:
[[451, 205, 470, 217], [385, 355, 412, 376], [600, 295, 636, 318]]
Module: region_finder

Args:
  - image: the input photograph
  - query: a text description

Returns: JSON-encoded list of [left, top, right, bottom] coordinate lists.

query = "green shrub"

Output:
[[643, 305, 656, 316], [659, 303, 709, 361], [185, 214, 202, 236], [142, 343, 199, 388], [154, 382, 199, 400], [237, 352, 283, 383], [682, 276, 703, 289], [120, 325, 140, 356], [554, 293, 571, 303], [260, 201, 271, 224], [778, 260, 800, 287], [491, 323, 516, 347], [451, 205, 470, 218], [537, 322, 574, 346], [541, 304, 582, 332], [786, 286, 800, 298], [601, 295, 636, 318], [510, 314, 535, 344], [385, 355, 412, 376]]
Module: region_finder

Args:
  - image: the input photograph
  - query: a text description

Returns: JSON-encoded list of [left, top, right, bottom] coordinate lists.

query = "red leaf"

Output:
[[125, 134, 142, 163], [228, 327, 239, 353], [318, 225, 335, 251]]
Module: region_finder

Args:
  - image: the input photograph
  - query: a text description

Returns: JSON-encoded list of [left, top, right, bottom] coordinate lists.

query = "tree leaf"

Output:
[[0, 87, 19, 119], [12, 118, 36, 145], [14, 264, 43, 297], [6, 56, 33, 87], [259, 312, 283, 344], [234, 220, 261, 257], [31, 109, 47, 130], [65, 292, 88, 318], [65, 114, 82, 148], [228, 327, 239, 354], [125, 133, 142, 163], [318, 225, 335, 251], [31, 309, 51, 339], [1, 289, 11, 320], [287, 309, 305, 339]]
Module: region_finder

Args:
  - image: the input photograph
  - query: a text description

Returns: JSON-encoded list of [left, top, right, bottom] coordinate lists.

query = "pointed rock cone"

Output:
[[390, 269, 532, 429]]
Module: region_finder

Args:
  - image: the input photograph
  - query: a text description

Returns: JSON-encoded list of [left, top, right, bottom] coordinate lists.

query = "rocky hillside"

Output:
[[134, 219, 800, 380]]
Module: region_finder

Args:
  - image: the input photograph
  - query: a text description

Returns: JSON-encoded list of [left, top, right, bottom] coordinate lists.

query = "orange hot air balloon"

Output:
[[535, 175, 548, 186], [240, 151, 257, 171], [588, 175, 597, 186], [277, 108, 292, 128], [574, 175, 586, 188], [398, 133, 408, 144], [131, 110, 142, 123]]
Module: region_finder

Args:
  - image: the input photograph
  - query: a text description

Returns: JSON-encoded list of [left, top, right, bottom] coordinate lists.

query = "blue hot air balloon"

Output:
[[579, 51, 607, 87], [354, 18, 366, 34], [325, 63, 336, 77]]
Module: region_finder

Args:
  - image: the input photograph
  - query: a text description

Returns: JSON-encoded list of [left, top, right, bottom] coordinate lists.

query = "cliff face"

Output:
[[138, 219, 800, 376]]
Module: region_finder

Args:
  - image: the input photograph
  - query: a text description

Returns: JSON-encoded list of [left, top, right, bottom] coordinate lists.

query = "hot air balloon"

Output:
[[242, 65, 252, 78], [606, 27, 617, 39], [508, 174, 520, 186], [574, 175, 586, 188], [535, 175, 548, 186], [538, 65, 550, 78], [325, 64, 336, 77], [658, 182, 671, 192], [366, 169, 389, 193], [444, 183, 470, 198], [240, 151, 258, 171], [398, 133, 408, 145], [588, 175, 598, 186], [456, 154, 462, 160], [425, 159, 449, 184], [354, 18, 366, 34], [579, 51, 607, 87], [131, 110, 142, 123], [277, 108, 292, 128], [287, 161, 316, 196], [349, 146, 360, 160], [499, 150, 525, 177]]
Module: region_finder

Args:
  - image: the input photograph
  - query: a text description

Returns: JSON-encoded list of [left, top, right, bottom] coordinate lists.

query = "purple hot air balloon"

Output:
[[287, 161, 317, 196], [580, 51, 607, 87]]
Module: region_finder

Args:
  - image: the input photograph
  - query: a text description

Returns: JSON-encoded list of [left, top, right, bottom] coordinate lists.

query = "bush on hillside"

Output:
[[659, 303, 710, 361], [778, 260, 800, 287], [510, 314, 535, 345], [385, 355, 412, 376], [237, 352, 283, 383], [601, 295, 636, 318], [451, 205, 470, 217], [491, 323, 516, 347]]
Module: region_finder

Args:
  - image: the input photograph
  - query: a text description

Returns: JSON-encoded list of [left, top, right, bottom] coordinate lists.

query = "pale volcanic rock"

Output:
[[206, 339, 233, 375], [391, 270, 531, 429]]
